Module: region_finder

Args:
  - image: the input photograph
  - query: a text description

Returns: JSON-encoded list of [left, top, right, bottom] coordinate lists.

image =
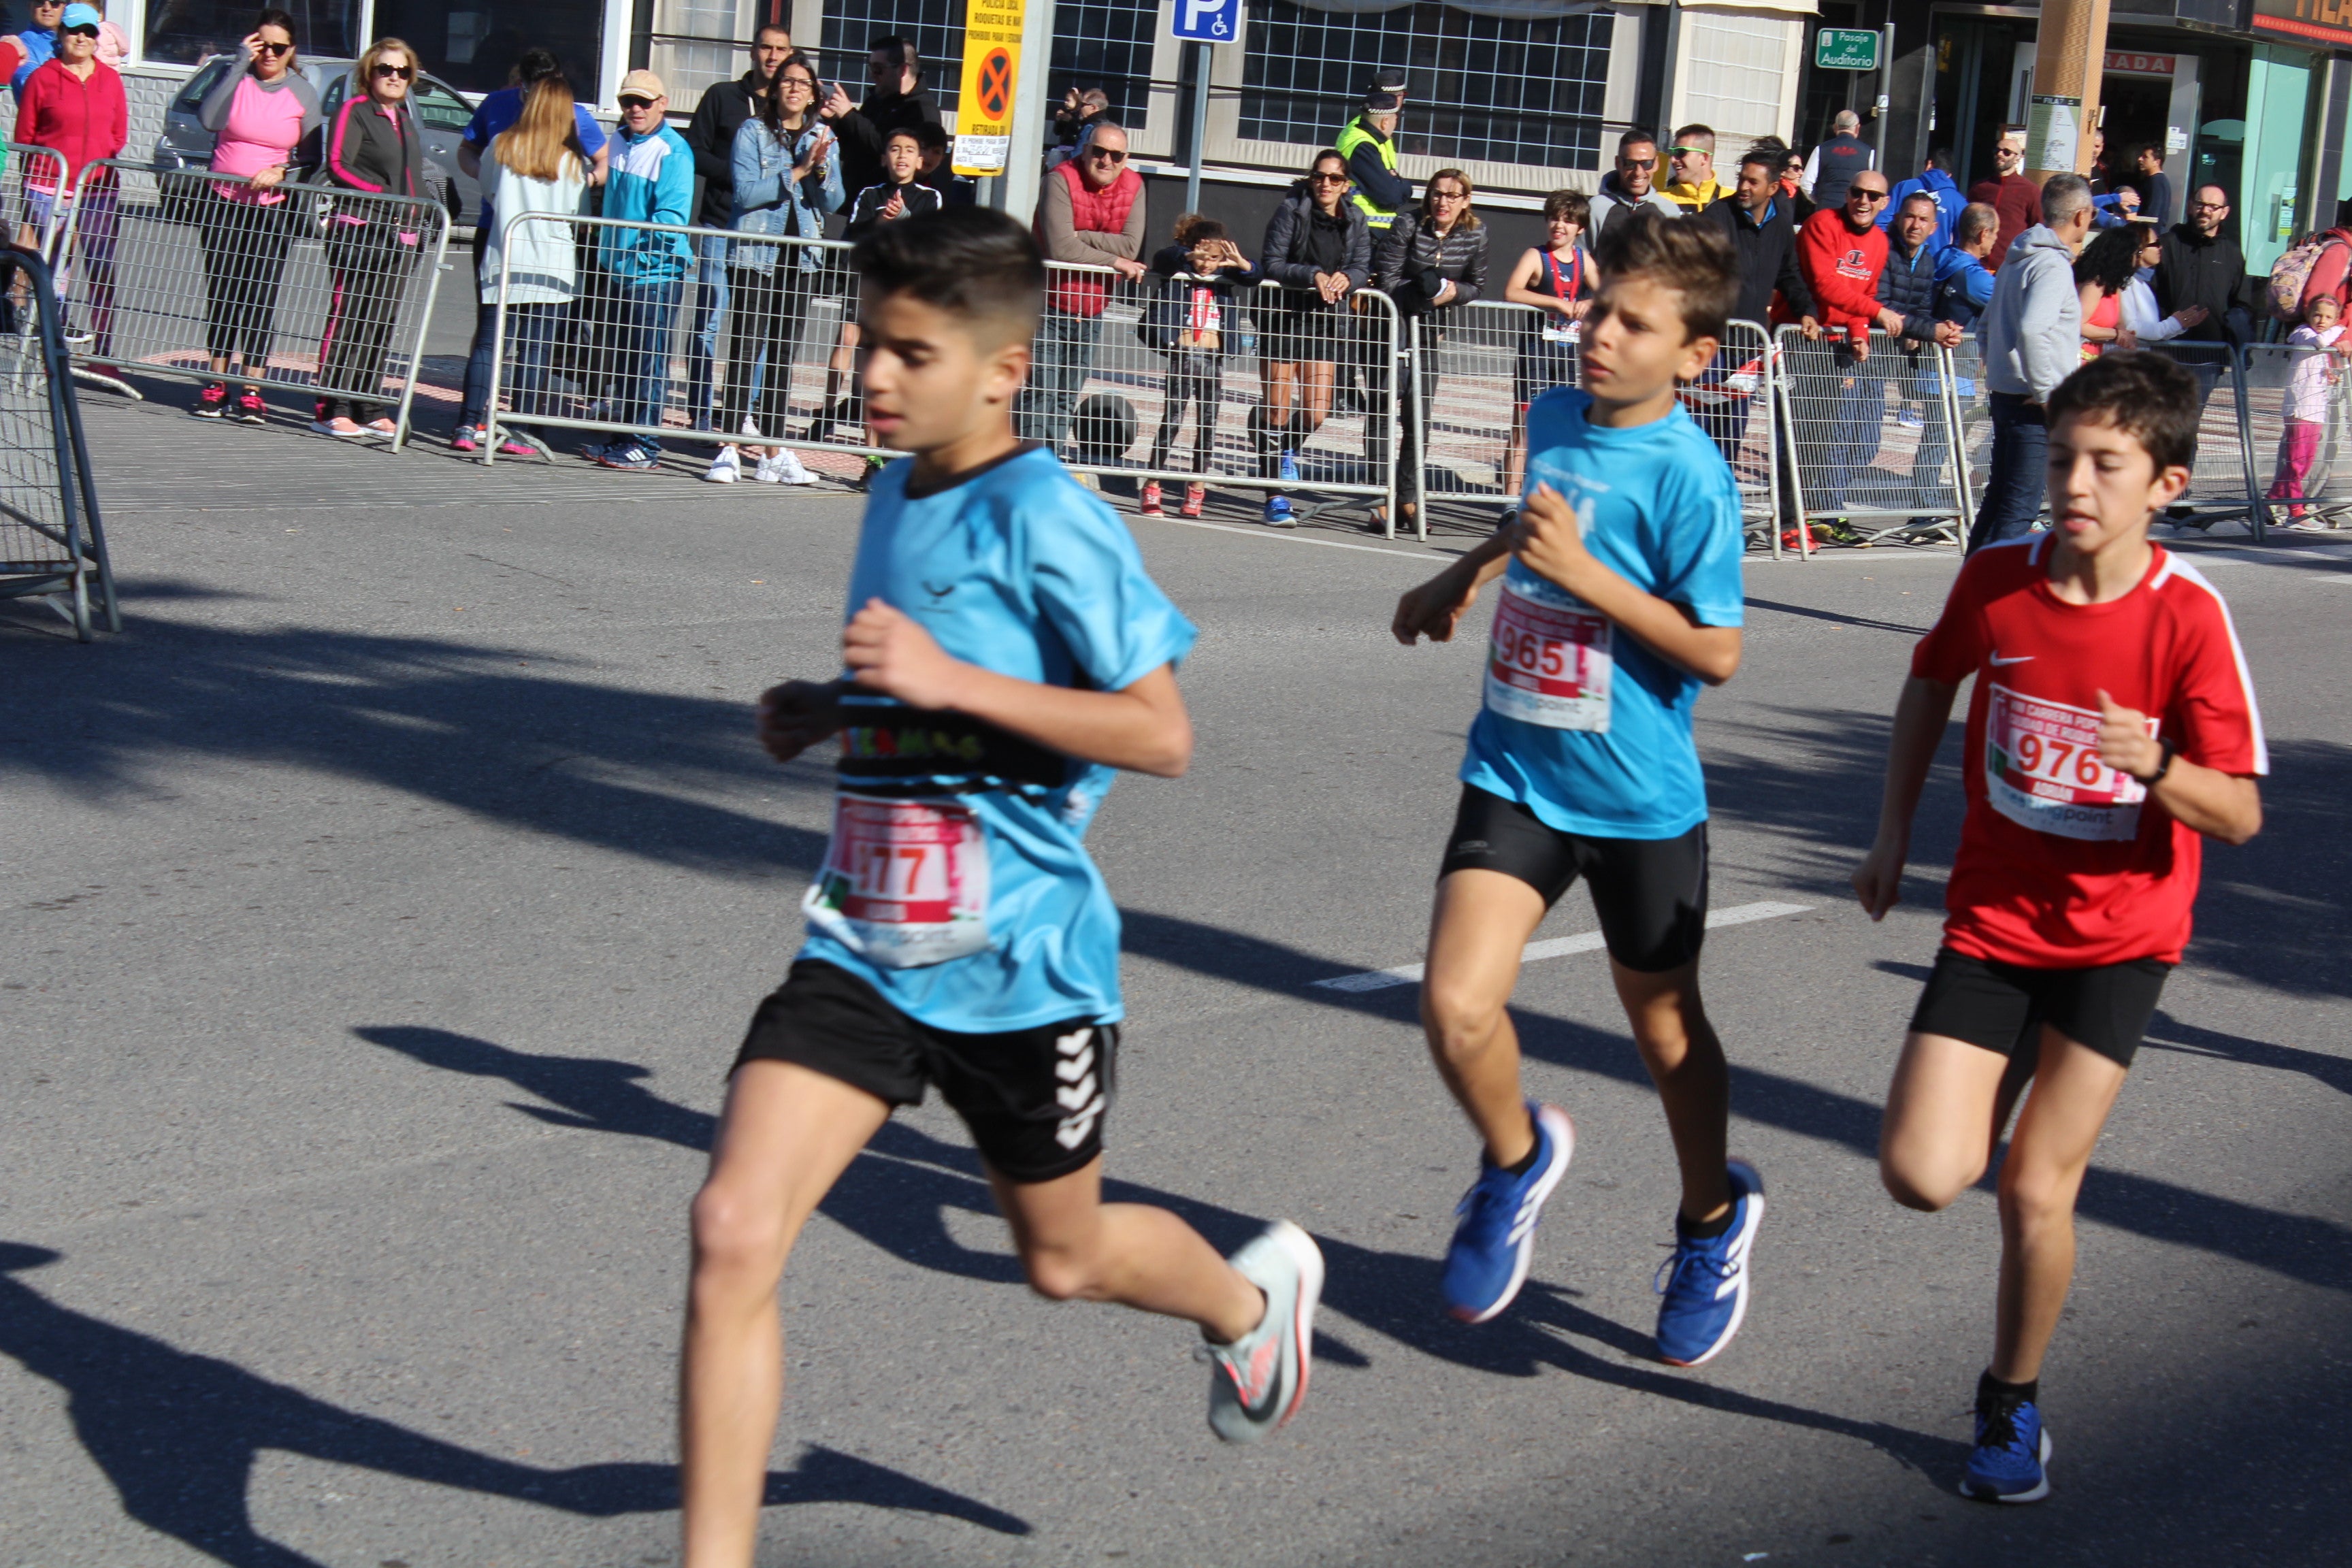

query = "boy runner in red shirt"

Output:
[[1852, 350, 2266, 1504]]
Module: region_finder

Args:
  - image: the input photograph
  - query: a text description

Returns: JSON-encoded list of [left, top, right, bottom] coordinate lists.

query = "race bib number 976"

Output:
[[802, 793, 992, 967], [1984, 683, 2153, 843], [1484, 575, 1612, 732]]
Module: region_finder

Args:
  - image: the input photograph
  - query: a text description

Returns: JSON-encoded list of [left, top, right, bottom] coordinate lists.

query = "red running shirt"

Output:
[[1910, 536, 2267, 967]]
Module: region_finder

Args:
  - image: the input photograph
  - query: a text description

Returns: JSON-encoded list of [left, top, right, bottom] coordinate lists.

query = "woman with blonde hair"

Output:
[[313, 35, 429, 438], [1371, 167, 1488, 528], [457, 74, 592, 455]]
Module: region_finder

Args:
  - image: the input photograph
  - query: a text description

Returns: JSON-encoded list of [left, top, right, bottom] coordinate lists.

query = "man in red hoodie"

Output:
[[1793, 171, 1892, 526]]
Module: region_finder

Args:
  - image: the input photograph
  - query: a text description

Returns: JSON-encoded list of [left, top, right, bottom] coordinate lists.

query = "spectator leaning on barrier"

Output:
[[1018, 118, 1145, 473], [583, 69, 693, 473], [1663, 124, 1729, 214], [190, 10, 321, 425], [1969, 172, 2092, 553], [1373, 167, 1486, 530], [466, 74, 589, 455], [2155, 182, 2253, 413], [2074, 220, 2149, 362], [681, 20, 793, 438], [704, 52, 837, 487], [1878, 192, 1963, 525], [1703, 145, 1818, 335], [1137, 215, 1257, 519], [13, 5, 125, 346], [1967, 127, 2041, 270], [819, 35, 941, 203], [1256, 146, 1370, 525], [1804, 110, 1874, 210], [1590, 127, 1680, 244], [2119, 220, 2203, 346], [1500, 188, 1596, 523], [1335, 90, 1411, 232], [1883, 147, 1963, 251], [1933, 201, 1999, 334], [310, 37, 431, 440], [1793, 170, 1890, 532], [1797, 170, 1889, 355]]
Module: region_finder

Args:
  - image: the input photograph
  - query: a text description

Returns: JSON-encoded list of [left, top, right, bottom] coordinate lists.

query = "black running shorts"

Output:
[[1438, 785, 1709, 973], [1908, 947, 2171, 1069], [734, 960, 1116, 1183]]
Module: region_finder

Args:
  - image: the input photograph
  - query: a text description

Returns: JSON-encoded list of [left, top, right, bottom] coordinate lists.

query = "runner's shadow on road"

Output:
[[0, 1243, 1029, 1568]]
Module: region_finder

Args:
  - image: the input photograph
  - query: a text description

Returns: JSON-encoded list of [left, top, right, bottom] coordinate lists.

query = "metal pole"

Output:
[[2026, 0, 2110, 182], [999, 0, 1056, 226], [1874, 20, 1895, 167], [1183, 41, 1209, 217]]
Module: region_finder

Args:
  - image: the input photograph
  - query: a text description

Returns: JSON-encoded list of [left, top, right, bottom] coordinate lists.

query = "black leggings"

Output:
[[199, 193, 295, 371], [720, 263, 813, 440], [1150, 350, 1222, 473], [318, 220, 421, 421]]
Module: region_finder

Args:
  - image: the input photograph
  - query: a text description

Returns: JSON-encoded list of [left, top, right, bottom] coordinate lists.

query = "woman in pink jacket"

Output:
[[11, 4, 125, 348], [191, 9, 321, 423]]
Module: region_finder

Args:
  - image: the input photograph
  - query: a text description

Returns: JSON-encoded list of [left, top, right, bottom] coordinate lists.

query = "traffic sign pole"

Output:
[[1170, 0, 1244, 218], [1183, 42, 1209, 216]]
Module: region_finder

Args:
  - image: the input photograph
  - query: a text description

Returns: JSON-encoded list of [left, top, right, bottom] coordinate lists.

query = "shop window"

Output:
[[1239, 0, 1612, 169], [647, 0, 764, 111], [145, 0, 359, 66], [372, 0, 605, 97], [822, 0, 968, 116]]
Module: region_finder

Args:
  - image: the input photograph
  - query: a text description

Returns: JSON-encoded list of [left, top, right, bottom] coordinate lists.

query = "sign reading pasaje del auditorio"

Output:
[[953, 0, 1026, 177]]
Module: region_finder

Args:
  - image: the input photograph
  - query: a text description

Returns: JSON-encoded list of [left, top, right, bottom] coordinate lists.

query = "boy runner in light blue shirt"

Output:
[[679, 208, 1322, 1567], [1392, 210, 1760, 1367]]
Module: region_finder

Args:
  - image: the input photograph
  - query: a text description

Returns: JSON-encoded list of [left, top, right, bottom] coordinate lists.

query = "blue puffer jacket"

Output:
[[1876, 234, 1943, 342], [730, 115, 845, 274]]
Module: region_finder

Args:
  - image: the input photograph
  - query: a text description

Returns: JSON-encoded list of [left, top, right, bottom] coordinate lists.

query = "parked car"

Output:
[[150, 54, 482, 227]]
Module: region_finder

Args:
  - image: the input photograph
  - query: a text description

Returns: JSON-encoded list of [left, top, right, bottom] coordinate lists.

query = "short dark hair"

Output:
[[512, 47, 561, 84], [1543, 189, 1590, 226], [1737, 142, 1783, 173], [869, 34, 919, 70], [1592, 207, 1739, 342], [1618, 127, 1657, 156], [1670, 123, 1714, 150], [1899, 191, 1940, 220], [1928, 146, 1955, 169], [855, 206, 1043, 340], [2047, 350, 2201, 473], [915, 120, 949, 153], [885, 126, 922, 146], [253, 7, 297, 43]]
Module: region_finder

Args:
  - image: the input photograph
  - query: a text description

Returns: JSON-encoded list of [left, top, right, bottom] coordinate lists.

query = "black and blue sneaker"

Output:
[[1653, 1159, 1764, 1367], [1441, 1102, 1575, 1323], [1963, 1376, 2052, 1503]]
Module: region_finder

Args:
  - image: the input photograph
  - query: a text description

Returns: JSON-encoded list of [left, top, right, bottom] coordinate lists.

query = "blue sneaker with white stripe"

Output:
[[1653, 1160, 1764, 1366], [1440, 1102, 1575, 1323], [1963, 1384, 2052, 1503]]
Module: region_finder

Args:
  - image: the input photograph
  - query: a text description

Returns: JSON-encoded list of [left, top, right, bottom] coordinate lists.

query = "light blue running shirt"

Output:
[[798, 444, 1196, 1033], [1460, 388, 1746, 839]]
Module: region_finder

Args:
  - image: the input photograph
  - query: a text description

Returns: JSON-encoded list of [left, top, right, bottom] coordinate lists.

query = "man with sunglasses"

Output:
[[1018, 118, 1146, 472], [5, 0, 63, 95], [1589, 127, 1680, 244], [2153, 183, 2251, 412], [1661, 124, 1728, 214], [1967, 127, 2042, 271]]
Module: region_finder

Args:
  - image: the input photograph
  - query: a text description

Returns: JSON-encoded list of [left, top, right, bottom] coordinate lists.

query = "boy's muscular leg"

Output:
[[1420, 868, 1550, 1167], [1612, 958, 1733, 1224], [1991, 1028, 2126, 1384], [989, 1160, 1264, 1343], [682, 1062, 892, 1568]]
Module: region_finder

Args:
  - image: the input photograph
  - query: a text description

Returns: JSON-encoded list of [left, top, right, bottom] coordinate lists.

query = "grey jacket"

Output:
[[1982, 224, 2080, 402], [1587, 171, 1680, 244]]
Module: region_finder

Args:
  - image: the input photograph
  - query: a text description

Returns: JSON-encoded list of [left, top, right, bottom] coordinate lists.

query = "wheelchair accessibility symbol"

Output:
[[977, 48, 1013, 120]]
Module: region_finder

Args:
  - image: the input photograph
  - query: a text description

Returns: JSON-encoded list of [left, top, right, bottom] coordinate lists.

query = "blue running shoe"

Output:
[[1963, 1387, 2052, 1503], [1278, 448, 1299, 483], [1653, 1159, 1764, 1366], [1441, 1103, 1575, 1323], [1264, 493, 1295, 527]]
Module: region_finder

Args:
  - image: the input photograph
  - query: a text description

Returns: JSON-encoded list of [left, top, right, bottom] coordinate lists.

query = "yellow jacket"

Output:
[[1662, 176, 1730, 212]]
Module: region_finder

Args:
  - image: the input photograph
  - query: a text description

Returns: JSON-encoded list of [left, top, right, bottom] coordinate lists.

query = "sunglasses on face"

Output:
[[373, 63, 414, 79], [1620, 156, 1656, 169], [65, 24, 97, 37], [1311, 171, 1348, 183], [257, 40, 293, 55], [619, 95, 659, 108], [1085, 147, 1126, 162], [1850, 189, 1889, 204], [1665, 146, 1703, 157]]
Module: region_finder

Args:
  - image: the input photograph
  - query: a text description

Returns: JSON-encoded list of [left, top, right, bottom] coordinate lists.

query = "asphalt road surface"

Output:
[[5, 400, 2351, 1568]]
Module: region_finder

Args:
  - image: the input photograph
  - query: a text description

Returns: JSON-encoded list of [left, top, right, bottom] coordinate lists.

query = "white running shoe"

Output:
[[1200, 1220, 1323, 1443], [704, 446, 741, 484], [758, 447, 813, 485], [739, 416, 762, 438]]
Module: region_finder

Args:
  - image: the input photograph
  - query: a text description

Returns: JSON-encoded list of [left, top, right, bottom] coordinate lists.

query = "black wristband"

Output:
[[2135, 736, 2176, 786]]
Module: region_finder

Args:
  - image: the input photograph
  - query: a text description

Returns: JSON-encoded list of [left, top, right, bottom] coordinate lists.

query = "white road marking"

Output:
[[1312, 900, 1815, 992]]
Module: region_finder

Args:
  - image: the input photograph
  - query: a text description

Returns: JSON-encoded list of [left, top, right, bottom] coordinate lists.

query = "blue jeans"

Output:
[[687, 233, 729, 431], [1825, 365, 1887, 511], [613, 276, 686, 451], [1015, 308, 1103, 451], [1968, 392, 2046, 552]]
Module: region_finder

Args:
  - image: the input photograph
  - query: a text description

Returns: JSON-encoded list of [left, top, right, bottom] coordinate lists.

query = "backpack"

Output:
[[2267, 231, 2349, 323]]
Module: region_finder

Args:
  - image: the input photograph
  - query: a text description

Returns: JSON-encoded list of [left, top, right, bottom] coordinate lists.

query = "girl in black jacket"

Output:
[[315, 37, 431, 438], [1254, 149, 1371, 524], [1371, 169, 1488, 527], [1138, 216, 1258, 517]]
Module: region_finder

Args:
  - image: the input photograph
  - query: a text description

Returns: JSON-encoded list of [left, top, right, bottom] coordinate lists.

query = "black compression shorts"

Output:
[[1439, 784, 1709, 973], [734, 959, 1115, 1183], [1908, 947, 2170, 1069]]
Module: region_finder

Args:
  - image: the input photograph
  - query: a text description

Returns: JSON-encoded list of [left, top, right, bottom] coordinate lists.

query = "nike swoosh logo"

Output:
[[1989, 653, 2034, 666]]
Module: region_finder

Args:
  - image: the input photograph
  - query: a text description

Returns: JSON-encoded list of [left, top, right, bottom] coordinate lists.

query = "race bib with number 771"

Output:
[[1484, 572, 1613, 732], [802, 792, 992, 968], [1983, 683, 2156, 844]]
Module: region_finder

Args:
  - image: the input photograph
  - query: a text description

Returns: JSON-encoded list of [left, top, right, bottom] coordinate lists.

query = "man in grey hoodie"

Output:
[[1966, 174, 2091, 553], [1588, 129, 1682, 244]]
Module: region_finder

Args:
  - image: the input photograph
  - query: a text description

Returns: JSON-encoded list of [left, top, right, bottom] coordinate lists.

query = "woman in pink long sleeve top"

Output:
[[190, 9, 321, 423], [12, 6, 125, 349]]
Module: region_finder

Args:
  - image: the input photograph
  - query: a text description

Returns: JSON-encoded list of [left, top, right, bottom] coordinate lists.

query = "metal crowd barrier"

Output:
[[1776, 325, 1970, 549], [0, 251, 114, 640], [2237, 339, 2350, 536], [52, 159, 451, 449], [3, 144, 72, 264]]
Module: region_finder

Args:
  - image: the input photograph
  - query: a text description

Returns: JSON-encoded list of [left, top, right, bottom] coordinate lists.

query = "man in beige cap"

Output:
[[585, 68, 696, 470]]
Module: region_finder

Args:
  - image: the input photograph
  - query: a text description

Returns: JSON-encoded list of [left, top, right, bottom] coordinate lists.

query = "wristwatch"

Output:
[[2132, 736, 2176, 786]]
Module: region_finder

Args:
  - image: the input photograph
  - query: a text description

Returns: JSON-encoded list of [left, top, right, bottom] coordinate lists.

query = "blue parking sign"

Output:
[[1171, 0, 1244, 42]]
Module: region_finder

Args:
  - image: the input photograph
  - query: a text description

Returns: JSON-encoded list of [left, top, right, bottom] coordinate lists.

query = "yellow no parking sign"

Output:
[[952, 0, 1026, 176]]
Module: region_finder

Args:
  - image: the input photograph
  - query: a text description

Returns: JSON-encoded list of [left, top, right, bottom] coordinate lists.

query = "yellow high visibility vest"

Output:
[[1335, 116, 1399, 230]]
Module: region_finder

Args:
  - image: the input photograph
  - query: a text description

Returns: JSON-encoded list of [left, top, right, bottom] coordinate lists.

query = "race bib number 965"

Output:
[[802, 793, 991, 967], [1984, 683, 2153, 843], [1484, 575, 1612, 732]]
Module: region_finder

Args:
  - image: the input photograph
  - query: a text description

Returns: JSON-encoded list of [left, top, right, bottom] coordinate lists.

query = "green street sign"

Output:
[[1815, 27, 1879, 71]]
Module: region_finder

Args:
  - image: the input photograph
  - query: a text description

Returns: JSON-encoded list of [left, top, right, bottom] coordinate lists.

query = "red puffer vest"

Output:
[[1039, 159, 1142, 316]]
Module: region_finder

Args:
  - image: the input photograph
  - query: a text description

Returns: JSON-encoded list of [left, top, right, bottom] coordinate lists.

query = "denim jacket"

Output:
[[730, 116, 844, 274]]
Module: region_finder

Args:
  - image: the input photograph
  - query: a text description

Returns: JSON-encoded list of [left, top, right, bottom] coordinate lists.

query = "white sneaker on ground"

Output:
[[704, 446, 741, 484], [756, 447, 813, 485]]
